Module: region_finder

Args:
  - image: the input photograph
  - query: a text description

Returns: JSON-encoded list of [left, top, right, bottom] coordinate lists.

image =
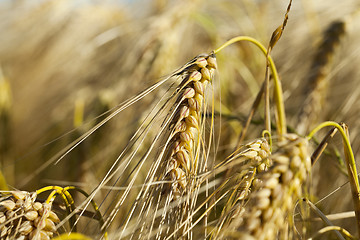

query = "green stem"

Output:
[[307, 121, 360, 237], [214, 36, 287, 137]]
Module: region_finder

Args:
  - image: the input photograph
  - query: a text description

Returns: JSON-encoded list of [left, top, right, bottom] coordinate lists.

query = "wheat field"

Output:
[[1, 0, 360, 239]]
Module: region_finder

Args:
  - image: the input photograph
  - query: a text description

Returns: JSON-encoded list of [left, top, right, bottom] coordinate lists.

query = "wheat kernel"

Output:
[[176, 150, 191, 171], [1, 199, 16, 211], [275, 155, 290, 165], [178, 105, 190, 120], [11, 191, 27, 201], [180, 129, 194, 143], [207, 56, 217, 69], [273, 164, 288, 173], [264, 177, 278, 189], [19, 220, 33, 235], [185, 115, 198, 129], [195, 57, 207, 68], [257, 197, 270, 210], [193, 81, 204, 95], [33, 202, 43, 211], [43, 219, 56, 232], [25, 210, 38, 221], [182, 87, 195, 99], [281, 171, 294, 184], [48, 211, 60, 223], [173, 168, 186, 189], [259, 162, 268, 172], [187, 98, 199, 111], [174, 120, 186, 133], [201, 67, 211, 80], [247, 218, 260, 231], [256, 188, 272, 199], [242, 150, 259, 159], [263, 208, 274, 220], [252, 179, 262, 188], [190, 70, 202, 81]]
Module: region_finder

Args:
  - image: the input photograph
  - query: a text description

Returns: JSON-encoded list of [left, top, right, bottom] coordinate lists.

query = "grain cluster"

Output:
[[163, 53, 217, 200], [234, 134, 311, 239], [235, 138, 271, 202], [0, 191, 59, 240]]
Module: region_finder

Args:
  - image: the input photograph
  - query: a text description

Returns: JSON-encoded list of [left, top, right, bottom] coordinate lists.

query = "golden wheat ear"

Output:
[[226, 134, 311, 239], [97, 53, 217, 239], [161, 53, 216, 201], [210, 138, 271, 239]]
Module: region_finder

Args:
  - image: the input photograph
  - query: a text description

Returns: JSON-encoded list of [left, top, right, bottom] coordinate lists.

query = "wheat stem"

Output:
[[307, 121, 360, 237], [309, 226, 357, 240], [304, 198, 345, 240], [214, 36, 286, 137]]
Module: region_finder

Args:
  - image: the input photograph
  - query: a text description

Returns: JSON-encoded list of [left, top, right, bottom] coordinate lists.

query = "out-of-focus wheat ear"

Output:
[[0, 67, 11, 190], [233, 134, 311, 239], [297, 20, 346, 135], [162, 53, 216, 202], [0, 191, 60, 240]]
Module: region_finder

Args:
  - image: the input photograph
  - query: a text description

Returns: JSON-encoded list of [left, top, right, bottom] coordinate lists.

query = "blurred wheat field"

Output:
[[1, 0, 360, 239]]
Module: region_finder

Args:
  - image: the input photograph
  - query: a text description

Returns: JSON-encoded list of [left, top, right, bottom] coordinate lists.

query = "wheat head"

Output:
[[0, 191, 60, 240], [230, 134, 310, 239]]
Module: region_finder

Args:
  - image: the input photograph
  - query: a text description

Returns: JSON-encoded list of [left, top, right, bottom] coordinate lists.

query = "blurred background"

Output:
[[1, 0, 360, 237]]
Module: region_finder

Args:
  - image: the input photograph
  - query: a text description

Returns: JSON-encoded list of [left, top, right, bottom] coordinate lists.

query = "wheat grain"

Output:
[[234, 138, 272, 202], [0, 191, 60, 240]]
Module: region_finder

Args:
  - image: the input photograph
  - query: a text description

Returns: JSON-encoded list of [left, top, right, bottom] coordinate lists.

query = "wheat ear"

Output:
[[297, 20, 346, 134], [235, 138, 272, 201], [162, 53, 217, 201], [232, 134, 310, 239], [212, 138, 271, 239]]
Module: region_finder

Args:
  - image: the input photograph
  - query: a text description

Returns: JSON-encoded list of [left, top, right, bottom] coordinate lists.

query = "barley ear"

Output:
[[163, 53, 217, 201], [0, 191, 60, 239], [235, 134, 310, 239], [297, 20, 346, 134]]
